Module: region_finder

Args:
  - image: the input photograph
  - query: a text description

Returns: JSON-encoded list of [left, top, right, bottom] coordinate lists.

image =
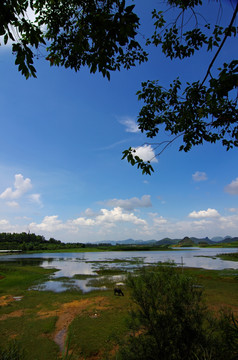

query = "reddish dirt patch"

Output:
[[0, 310, 23, 321], [0, 295, 23, 307], [37, 296, 110, 353], [0, 295, 14, 307], [208, 303, 238, 317]]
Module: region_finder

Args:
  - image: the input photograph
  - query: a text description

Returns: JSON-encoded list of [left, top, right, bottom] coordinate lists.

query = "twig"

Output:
[[201, 2, 238, 86]]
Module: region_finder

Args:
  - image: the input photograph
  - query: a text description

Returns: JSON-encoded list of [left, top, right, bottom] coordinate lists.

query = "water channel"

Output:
[[1, 247, 238, 293]]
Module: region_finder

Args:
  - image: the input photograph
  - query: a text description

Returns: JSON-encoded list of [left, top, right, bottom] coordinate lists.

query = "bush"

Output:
[[118, 265, 238, 360]]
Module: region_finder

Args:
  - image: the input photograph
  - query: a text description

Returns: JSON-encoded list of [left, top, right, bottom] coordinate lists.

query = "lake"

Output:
[[1, 247, 238, 293]]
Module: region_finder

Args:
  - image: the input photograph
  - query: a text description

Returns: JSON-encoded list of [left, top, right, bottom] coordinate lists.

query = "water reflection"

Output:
[[0, 258, 45, 266], [41, 259, 95, 278], [1, 248, 238, 293], [31, 278, 105, 293]]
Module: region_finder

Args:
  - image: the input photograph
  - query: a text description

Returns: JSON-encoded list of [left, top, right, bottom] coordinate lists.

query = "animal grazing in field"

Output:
[[114, 287, 124, 296]]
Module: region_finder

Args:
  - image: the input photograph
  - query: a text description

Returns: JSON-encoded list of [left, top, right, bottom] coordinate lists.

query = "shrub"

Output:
[[118, 265, 238, 360]]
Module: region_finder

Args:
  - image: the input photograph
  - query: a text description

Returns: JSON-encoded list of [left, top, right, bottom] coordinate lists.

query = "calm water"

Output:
[[1, 248, 238, 292]]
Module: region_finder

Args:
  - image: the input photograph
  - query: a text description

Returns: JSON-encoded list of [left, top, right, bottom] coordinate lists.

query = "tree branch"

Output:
[[201, 2, 238, 86]]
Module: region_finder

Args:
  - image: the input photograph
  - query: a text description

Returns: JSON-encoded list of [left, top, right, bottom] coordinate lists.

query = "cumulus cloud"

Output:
[[29, 215, 64, 232], [29, 193, 42, 206], [0, 174, 43, 208], [0, 219, 10, 226], [71, 217, 96, 226], [153, 216, 168, 226], [105, 195, 152, 211], [192, 171, 207, 182], [188, 208, 220, 218], [119, 117, 139, 133], [3, 204, 238, 242], [192, 219, 213, 226], [0, 174, 32, 200], [6, 201, 19, 208], [0, 219, 20, 233], [96, 207, 147, 225], [224, 177, 238, 195], [29, 207, 147, 236], [133, 145, 158, 163]]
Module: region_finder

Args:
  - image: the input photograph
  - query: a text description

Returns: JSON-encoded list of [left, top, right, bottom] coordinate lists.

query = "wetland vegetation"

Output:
[[0, 252, 238, 360]]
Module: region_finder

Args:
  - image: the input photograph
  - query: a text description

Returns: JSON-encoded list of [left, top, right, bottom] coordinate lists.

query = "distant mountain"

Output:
[[178, 237, 195, 247], [99, 236, 238, 246], [100, 239, 157, 246], [219, 237, 238, 244], [190, 237, 214, 245], [211, 236, 225, 242], [156, 238, 179, 246]]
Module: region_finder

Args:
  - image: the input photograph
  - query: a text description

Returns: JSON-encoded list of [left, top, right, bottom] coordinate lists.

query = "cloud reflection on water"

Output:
[[1, 248, 238, 293]]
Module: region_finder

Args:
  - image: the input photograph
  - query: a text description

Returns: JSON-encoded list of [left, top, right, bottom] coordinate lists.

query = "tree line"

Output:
[[0, 232, 85, 251]]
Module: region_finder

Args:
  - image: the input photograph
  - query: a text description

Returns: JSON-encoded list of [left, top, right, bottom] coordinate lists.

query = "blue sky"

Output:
[[0, 0, 237, 243]]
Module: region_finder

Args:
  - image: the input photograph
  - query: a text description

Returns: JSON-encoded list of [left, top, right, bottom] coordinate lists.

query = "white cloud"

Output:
[[71, 217, 96, 226], [28, 207, 147, 237], [29, 215, 64, 232], [0, 219, 10, 226], [105, 195, 152, 211], [0, 219, 20, 233], [153, 216, 168, 226], [6, 201, 19, 208], [192, 171, 207, 182], [188, 208, 220, 218], [224, 177, 238, 195], [96, 207, 147, 226], [29, 193, 42, 206], [192, 219, 213, 226], [2, 204, 238, 242], [0, 174, 32, 200], [133, 145, 158, 163], [0, 174, 43, 208], [119, 117, 139, 133]]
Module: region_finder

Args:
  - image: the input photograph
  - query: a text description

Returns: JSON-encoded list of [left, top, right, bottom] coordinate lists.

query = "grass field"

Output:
[[0, 260, 238, 360]]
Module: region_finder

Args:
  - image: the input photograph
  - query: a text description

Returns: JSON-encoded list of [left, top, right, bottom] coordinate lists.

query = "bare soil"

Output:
[[37, 296, 110, 353]]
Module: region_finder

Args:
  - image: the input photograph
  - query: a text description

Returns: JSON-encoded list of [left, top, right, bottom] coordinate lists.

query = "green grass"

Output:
[[182, 268, 238, 311], [0, 263, 55, 295], [0, 314, 59, 360], [0, 261, 238, 359], [28, 247, 106, 253], [217, 252, 238, 262], [0, 340, 25, 360], [68, 295, 129, 359]]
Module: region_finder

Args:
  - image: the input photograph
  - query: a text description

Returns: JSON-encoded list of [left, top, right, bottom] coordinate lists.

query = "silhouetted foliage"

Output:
[[0, 0, 147, 79], [123, 0, 238, 173], [1, 1, 237, 172]]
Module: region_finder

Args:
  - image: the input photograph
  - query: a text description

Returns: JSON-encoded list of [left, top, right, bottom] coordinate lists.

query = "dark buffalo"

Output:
[[114, 287, 124, 296]]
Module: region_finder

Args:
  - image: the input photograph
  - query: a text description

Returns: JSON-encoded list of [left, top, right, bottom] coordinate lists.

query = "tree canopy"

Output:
[[0, 0, 147, 79], [122, 0, 238, 174], [1, 0, 237, 174]]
